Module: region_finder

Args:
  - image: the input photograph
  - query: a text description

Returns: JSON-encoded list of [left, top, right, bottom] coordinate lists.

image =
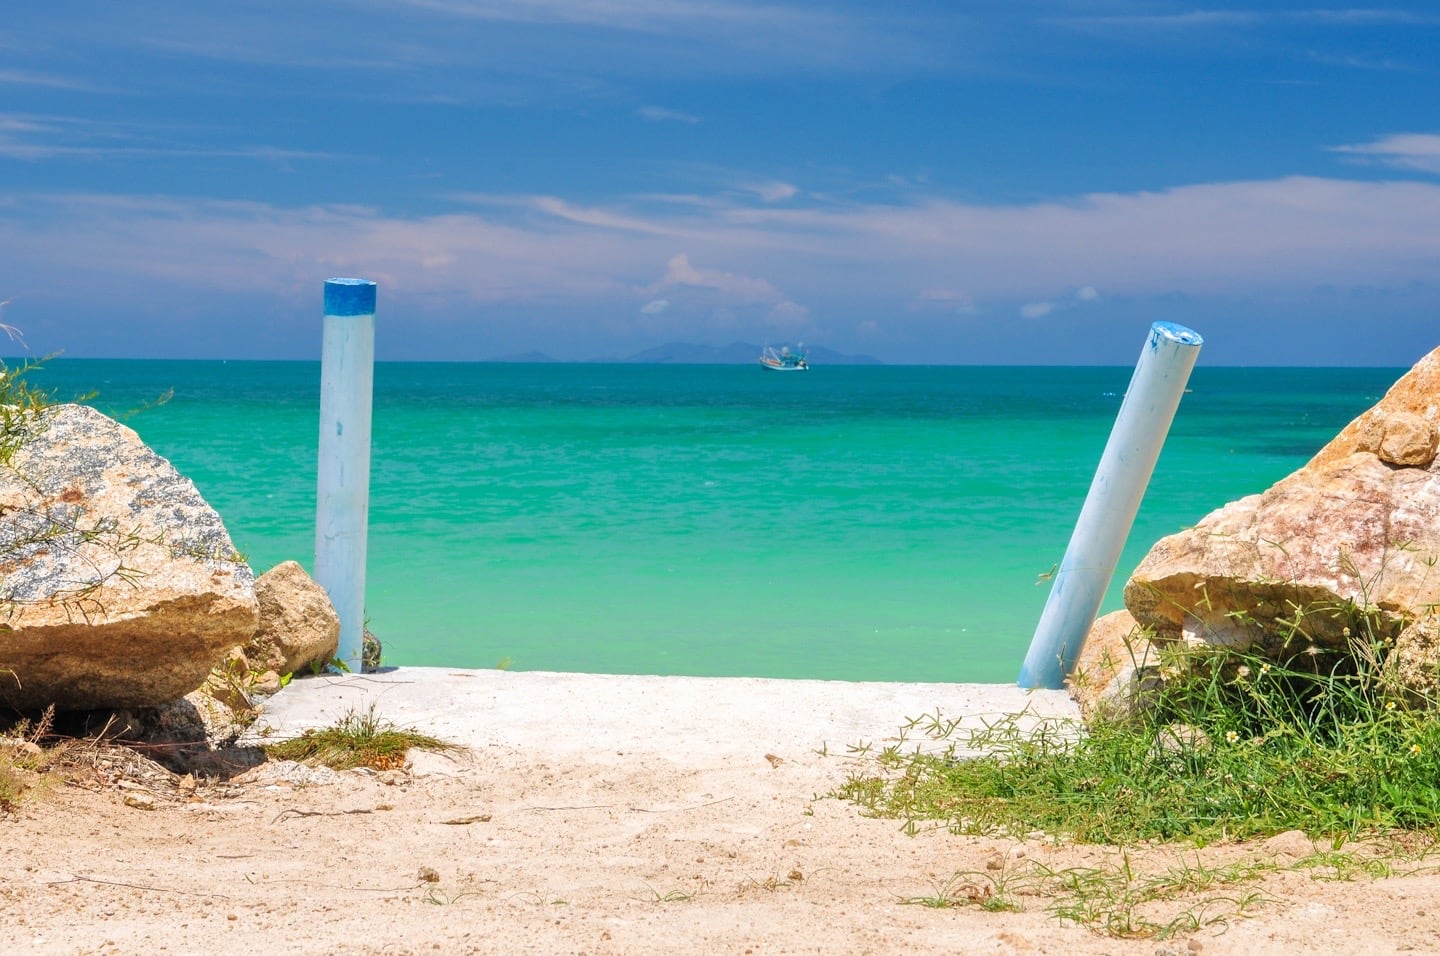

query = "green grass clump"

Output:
[[0, 707, 57, 812], [0, 354, 56, 465], [840, 628, 1440, 844], [263, 705, 454, 771], [902, 855, 1275, 939]]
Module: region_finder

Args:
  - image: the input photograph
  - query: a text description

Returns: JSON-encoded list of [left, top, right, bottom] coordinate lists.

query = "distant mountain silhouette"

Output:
[[487, 342, 883, 365], [611, 342, 882, 365], [489, 351, 558, 363]]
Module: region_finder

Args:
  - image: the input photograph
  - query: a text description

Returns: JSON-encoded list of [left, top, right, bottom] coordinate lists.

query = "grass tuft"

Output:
[[0, 706, 58, 811], [840, 607, 1440, 845], [262, 705, 455, 770]]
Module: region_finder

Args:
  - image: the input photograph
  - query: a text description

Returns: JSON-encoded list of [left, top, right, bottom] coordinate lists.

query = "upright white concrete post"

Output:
[[315, 278, 376, 673], [1018, 321, 1203, 690]]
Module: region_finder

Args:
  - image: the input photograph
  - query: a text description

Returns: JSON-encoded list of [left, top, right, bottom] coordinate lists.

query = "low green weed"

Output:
[[901, 854, 1270, 939], [0, 706, 56, 811], [262, 705, 454, 770], [840, 611, 1440, 844]]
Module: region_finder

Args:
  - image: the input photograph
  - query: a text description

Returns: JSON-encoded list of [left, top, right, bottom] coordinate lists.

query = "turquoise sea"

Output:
[[30, 360, 1396, 684]]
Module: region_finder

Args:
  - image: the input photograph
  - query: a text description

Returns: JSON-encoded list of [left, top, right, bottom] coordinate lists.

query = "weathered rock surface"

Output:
[[1123, 347, 1440, 696], [246, 560, 339, 676], [1067, 610, 1159, 722], [0, 403, 257, 711]]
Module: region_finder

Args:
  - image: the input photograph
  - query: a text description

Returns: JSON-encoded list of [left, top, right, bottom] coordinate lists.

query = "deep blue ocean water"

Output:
[[28, 360, 1396, 683]]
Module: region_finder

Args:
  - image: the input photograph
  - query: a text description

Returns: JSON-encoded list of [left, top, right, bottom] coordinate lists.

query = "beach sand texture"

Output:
[[4, 669, 1438, 954]]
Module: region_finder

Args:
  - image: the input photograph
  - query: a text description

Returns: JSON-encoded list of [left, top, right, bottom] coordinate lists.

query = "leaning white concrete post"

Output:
[[1018, 321, 1203, 690], [315, 277, 376, 673]]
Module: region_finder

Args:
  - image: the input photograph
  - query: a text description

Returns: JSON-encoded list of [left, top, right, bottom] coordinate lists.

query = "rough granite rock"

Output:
[[247, 560, 340, 676], [1124, 347, 1440, 695], [0, 403, 257, 711]]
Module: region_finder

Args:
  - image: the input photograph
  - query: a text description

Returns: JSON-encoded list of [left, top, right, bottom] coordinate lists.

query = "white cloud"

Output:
[[3, 173, 1439, 351], [1018, 286, 1097, 320], [0, 69, 99, 91], [1064, 11, 1261, 29], [742, 180, 798, 203], [384, 0, 939, 74], [638, 105, 699, 124], [641, 298, 669, 314], [1330, 133, 1440, 176], [1054, 10, 1439, 31], [647, 252, 797, 305], [636, 253, 808, 324], [0, 112, 336, 162]]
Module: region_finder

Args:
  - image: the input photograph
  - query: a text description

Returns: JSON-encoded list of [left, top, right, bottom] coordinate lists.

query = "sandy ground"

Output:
[[5, 668, 1440, 955]]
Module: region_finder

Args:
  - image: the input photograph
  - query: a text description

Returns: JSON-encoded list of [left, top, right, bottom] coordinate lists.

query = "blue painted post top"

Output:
[[324, 278, 377, 316], [1150, 321, 1204, 348]]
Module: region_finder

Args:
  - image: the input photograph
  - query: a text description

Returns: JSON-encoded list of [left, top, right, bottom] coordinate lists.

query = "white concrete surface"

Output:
[[249, 667, 1080, 768]]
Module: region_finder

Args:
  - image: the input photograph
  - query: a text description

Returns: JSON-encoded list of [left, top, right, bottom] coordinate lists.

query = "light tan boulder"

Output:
[[1308, 350, 1440, 471], [0, 403, 257, 711], [246, 560, 340, 676], [1067, 610, 1161, 723], [1123, 346, 1440, 696], [1390, 611, 1440, 703]]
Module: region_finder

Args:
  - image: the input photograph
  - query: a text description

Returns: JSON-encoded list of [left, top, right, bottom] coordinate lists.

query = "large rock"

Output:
[[247, 560, 339, 675], [1124, 347, 1440, 693], [0, 404, 257, 711], [1067, 610, 1161, 723]]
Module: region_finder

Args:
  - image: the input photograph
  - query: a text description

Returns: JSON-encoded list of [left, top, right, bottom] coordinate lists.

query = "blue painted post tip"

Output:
[[324, 278, 377, 316], [1151, 321, 1204, 347]]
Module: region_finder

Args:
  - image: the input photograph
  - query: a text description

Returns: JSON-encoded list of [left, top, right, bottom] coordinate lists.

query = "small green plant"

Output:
[[308, 656, 351, 676], [424, 886, 480, 906], [840, 596, 1440, 846], [0, 706, 56, 812], [634, 884, 696, 903], [0, 334, 55, 465], [202, 656, 265, 722], [897, 854, 1269, 938], [1039, 855, 1273, 939], [262, 704, 455, 770], [902, 870, 1022, 912]]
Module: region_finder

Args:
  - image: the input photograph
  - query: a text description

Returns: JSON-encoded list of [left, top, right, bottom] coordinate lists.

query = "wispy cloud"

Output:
[[0, 69, 102, 91], [0, 112, 338, 163], [1054, 9, 1440, 31], [1049, 6, 1439, 70], [741, 180, 798, 203], [638, 105, 700, 124], [1331, 133, 1440, 175], [1019, 286, 1100, 320], [1305, 50, 1420, 72], [530, 196, 694, 237], [643, 252, 807, 323], [394, 0, 841, 35], [97, 0, 947, 82], [3, 174, 1437, 352], [1048, 11, 1260, 32], [1290, 9, 1440, 26]]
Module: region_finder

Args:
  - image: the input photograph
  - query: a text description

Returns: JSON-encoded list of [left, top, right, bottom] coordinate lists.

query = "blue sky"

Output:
[[2, 2, 1438, 364]]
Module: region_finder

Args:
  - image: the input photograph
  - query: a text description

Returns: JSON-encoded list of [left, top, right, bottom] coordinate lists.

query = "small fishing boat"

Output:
[[759, 345, 809, 371]]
